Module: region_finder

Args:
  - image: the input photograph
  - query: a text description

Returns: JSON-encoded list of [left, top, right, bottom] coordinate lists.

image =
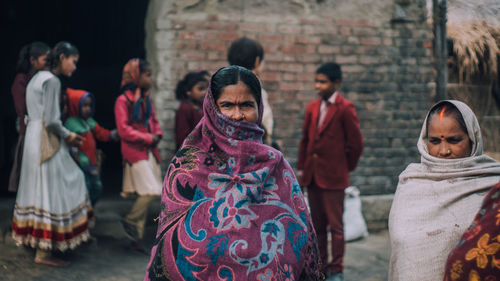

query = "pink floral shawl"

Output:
[[144, 82, 320, 281]]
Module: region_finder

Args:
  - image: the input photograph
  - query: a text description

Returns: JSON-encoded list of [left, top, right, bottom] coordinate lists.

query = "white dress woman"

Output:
[[12, 70, 93, 264]]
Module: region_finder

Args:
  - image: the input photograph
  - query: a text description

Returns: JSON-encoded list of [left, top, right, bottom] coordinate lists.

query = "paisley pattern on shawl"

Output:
[[144, 84, 320, 281]]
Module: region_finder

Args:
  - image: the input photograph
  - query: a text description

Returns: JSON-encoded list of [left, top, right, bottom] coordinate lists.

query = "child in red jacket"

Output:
[[114, 58, 162, 253], [297, 63, 363, 281], [64, 88, 119, 206]]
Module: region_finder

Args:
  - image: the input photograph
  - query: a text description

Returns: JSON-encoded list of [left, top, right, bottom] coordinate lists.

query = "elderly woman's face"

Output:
[[216, 81, 259, 123], [426, 114, 471, 159]]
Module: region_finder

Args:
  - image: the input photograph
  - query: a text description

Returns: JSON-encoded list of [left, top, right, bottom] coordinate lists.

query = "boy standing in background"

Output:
[[297, 63, 363, 281]]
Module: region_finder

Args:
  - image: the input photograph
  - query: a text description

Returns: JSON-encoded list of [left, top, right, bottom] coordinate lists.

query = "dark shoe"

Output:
[[121, 220, 139, 242], [325, 273, 343, 281]]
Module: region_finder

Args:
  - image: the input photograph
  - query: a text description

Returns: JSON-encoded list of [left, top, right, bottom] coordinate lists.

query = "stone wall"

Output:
[[145, 0, 434, 196]]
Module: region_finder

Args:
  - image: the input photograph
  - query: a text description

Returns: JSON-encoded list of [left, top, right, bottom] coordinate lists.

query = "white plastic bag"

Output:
[[343, 186, 369, 241]]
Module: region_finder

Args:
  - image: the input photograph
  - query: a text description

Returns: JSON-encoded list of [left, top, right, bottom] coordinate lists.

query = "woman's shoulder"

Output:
[[28, 71, 57, 90], [115, 92, 131, 105], [13, 72, 30, 83], [177, 100, 191, 110]]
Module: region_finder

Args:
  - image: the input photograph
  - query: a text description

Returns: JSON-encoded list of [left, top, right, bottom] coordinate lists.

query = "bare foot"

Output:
[[34, 257, 70, 267]]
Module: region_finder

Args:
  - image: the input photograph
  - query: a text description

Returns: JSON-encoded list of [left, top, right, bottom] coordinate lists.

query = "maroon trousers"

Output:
[[307, 182, 345, 273]]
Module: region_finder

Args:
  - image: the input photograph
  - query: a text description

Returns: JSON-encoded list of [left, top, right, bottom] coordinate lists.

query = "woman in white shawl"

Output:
[[388, 100, 500, 281]]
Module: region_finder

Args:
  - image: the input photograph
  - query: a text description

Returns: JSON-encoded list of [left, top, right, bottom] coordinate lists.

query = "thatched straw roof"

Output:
[[427, 0, 500, 82], [446, 0, 500, 26], [448, 21, 499, 83]]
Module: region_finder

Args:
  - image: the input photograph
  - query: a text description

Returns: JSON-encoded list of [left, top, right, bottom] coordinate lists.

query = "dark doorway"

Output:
[[1, 0, 150, 197]]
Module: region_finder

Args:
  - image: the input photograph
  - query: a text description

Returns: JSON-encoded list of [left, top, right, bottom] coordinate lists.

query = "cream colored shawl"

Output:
[[388, 100, 500, 281]]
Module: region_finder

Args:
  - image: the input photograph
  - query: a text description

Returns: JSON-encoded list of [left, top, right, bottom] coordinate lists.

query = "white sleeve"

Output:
[[43, 76, 70, 139]]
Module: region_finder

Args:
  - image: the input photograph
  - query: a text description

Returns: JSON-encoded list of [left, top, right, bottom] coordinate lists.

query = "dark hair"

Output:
[[175, 71, 208, 100], [198, 69, 210, 79], [15, 41, 50, 73], [139, 59, 151, 73], [211, 65, 261, 106], [47, 41, 79, 69], [425, 101, 468, 138], [227, 37, 264, 70], [316, 62, 342, 82]]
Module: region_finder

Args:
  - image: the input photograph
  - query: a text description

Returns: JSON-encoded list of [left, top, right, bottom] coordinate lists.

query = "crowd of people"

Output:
[[7, 36, 500, 281]]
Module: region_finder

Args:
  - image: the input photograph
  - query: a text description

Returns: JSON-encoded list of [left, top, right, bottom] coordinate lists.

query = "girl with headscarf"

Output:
[[114, 58, 162, 253], [144, 66, 320, 281], [389, 100, 500, 280]]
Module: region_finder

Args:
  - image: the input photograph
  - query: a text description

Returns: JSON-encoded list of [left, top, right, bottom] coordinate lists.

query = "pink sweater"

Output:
[[114, 90, 162, 165]]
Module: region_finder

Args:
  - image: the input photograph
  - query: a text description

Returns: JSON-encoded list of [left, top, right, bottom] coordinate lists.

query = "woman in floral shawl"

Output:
[[442, 179, 500, 281], [145, 66, 321, 281]]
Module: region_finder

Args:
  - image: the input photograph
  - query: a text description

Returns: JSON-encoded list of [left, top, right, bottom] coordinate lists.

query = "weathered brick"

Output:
[[318, 45, 340, 54], [278, 25, 302, 34], [258, 34, 283, 43], [360, 37, 382, 46], [261, 72, 281, 82], [279, 82, 305, 91], [296, 35, 321, 45], [199, 41, 227, 51], [340, 27, 351, 36], [280, 45, 306, 54], [336, 56, 358, 64], [279, 63, 305, 73], [359, 56, 380, 65], [219, 32, 240, 41]]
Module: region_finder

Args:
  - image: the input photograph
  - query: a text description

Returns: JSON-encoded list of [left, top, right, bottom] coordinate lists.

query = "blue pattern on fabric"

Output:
[[218, 267, 234, 281], [229, 219, 286, 274], [287, 222, 308, 262], [206, 235, 229, 265], [176, 244, 204, 281]]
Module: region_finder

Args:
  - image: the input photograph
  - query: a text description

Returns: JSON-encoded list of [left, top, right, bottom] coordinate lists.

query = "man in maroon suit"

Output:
[[297, 62, 363, 281]]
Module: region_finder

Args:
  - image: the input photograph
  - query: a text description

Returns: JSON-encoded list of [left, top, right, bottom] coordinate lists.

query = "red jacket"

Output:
[[114, 90, 162, 165], [297, 93, 363, 190], [65, 88, 111, 169]]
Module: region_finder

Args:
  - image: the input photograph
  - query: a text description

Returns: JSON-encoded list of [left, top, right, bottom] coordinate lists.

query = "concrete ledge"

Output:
[[361, 194, 394, 232]]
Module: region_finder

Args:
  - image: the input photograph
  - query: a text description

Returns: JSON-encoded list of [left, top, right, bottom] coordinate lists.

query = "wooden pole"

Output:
[[433, 0, 448, 101]]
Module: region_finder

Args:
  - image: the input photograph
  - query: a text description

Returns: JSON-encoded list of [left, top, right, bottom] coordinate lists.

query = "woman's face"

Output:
[[187, 81, 208, 104], [426, 114, 472, 159], [81, 96, 92, 119], [216, 81, 259, 123], [30, 52, 49, 72], [138, 66, 153, 90], [60, 54, 79, 77]]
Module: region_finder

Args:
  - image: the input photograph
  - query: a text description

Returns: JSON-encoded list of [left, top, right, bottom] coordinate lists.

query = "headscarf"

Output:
[[66, 88, 94, 118], [120, 58, 152, 126], [389, 100, 500, 281], [144, 70, 320, 281]]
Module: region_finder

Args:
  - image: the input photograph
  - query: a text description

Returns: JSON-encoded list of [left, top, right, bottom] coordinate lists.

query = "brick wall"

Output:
[[146, 0, 434, 195]]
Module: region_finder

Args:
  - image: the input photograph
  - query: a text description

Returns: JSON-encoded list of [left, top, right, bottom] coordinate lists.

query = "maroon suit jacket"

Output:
[[297, 93, 363, 190]]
